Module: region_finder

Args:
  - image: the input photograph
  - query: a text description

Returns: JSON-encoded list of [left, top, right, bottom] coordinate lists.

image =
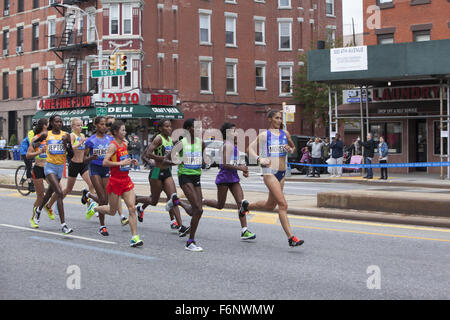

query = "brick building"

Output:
[[336, 0, 450, 174], [0, 0, 342, 144]]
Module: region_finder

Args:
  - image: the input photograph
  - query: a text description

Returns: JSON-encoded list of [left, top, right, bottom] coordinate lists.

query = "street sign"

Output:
[[91, 69, 126, 78], [96, 107, 108, 117], [283, 104, 296, 113], [286, 113, 295, 122]]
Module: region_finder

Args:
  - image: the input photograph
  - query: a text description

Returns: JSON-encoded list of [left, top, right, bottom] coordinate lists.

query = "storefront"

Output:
[[32, 92, 184, 146]]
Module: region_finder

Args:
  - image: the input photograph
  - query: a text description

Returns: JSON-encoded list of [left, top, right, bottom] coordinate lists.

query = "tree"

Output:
[[292, 37, 348, 135]]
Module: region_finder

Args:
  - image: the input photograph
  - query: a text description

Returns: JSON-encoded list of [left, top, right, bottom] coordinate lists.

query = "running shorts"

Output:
[[44, 162, 64, 180], [32, 165, 45, 180], [69, 161, 89, 178], [106, 175, 134, 196], [89, 163, 110, 178], [178, 174, 201, 187], [149, 167, 172, 182]]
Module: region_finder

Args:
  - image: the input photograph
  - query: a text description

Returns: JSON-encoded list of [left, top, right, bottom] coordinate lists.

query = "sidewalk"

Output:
[[1, 160, 450, 228]]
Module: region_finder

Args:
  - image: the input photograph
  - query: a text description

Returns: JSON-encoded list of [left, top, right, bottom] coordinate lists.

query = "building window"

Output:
[[2, 72, 8, 100], [326, 0, 334, 15], [413, 30, 430, 42], [226, 63, 237, 94], [32, 68, 39, 97], [16, 26, 24, 50], [16, 70, 23, 98], [434, 121, 448, 156], [370, 122, 402, 154], [3, 0, 9, 16], [87, 13, 96, 42], [18, 0, 23, 13], [48, 20, 56, 48], [123, 5, 132, 35], [200, 61, 212, 93], [279, 22, 292, 50], [124, 71, 131, 88], [2, 30, 9, 55], [377, 33, 394, 44], [23, 115, 33, 139], [327, 27, 336, 43], [254, 19, 265, 44], [77, 61, 83, 84], [278, 0, 291, 8], [111, 76, 118, 88], [33, 0, 39, 9], [32, 24, 39, 51], [110, 4, 119, 35], [199, 13, 211, 44], [255, 64, 266, 89], [48, 67, 55, 96], [225, 16, 236, 46], [279, 65, 292, 95]]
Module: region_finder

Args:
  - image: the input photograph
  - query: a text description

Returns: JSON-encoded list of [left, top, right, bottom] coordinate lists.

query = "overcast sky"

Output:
[[342, 0, 363, 35]]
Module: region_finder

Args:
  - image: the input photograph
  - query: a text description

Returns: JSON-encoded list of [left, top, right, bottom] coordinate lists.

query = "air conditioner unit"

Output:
[[2, 49, 8, 57], [16, 46, 23, 54], [4, 9, 9, 16], [313, 4, 317, 10]]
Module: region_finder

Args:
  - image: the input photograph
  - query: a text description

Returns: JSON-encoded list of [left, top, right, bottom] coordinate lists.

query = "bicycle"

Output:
[[15, 164, 34, 196]]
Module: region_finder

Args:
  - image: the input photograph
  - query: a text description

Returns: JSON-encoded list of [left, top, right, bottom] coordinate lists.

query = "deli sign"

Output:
[[38, 94, 92, 110]]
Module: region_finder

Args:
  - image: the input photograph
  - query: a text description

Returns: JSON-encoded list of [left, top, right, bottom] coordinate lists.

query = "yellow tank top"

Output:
[[46, 130, 67, 165]]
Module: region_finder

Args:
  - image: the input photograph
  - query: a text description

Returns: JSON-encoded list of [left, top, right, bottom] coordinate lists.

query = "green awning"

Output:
[[33, 105, 184, 121], [32, 108, 96, 121]]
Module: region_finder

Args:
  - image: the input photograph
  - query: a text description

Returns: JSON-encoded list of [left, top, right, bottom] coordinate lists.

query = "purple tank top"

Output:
[[215, 142, 240, 185]]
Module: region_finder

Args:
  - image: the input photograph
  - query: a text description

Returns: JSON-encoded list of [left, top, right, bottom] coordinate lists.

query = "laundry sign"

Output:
[[330, 46, 368, 73]]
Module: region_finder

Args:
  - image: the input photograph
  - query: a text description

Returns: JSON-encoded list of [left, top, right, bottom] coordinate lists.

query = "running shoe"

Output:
[[239, 199, 250, 217], [120, 217, 129, 226], [81, 189, 89, 205], [86, 201, 98, 220], [62, 225, 73, 235], [165, 193, 180, 212], [130, 235, 143, 247], [98, 226, 109, 236], [30, 209, 39, 228], [185, 241, 203, 252], [178, 225, 191, 237], [288, 236, 304, 247], [170, 220, 180, 230], [44, 204, 55, 220], [136, 205, 144, 223], [34, 207, 41, 224], [240, 229, 256, 240]]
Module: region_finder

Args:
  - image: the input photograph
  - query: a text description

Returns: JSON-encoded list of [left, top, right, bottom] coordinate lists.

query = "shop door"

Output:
[[416, 120, 427, 172]]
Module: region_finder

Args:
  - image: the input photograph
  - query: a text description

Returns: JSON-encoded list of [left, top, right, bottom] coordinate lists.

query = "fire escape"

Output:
[[48, 0, 98, 97]]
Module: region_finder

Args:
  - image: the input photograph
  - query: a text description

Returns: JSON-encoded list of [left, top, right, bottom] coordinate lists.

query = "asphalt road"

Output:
[[1, 188, 449, 300]]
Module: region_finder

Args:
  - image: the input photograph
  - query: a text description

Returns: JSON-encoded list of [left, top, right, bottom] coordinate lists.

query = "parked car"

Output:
[[203, 140, 249, 168]]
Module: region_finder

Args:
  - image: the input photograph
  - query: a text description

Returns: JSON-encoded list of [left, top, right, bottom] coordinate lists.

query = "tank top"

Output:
[[85, 134, 113, 166], [34, 134, 47, 160], [154, 134, 173, 157], [46, 130, 67, 165], [215, 142, 240, 184], [110, 140, 131, 179], [266, 129, 287, 158], [177, 137, 202, 176], [72, 133, 86, 150]]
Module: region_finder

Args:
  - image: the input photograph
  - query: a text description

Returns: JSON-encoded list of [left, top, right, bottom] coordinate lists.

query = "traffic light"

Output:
[[109, 54, 117, 71], [119, 55, 127, 72]]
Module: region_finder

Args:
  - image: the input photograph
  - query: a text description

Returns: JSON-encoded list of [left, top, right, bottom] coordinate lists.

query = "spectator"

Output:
[[129, 135, 142, 171], [300, 145, 312, 176], [357, 133, 376, 179], [0, 136, 6, 160], [307, 137, 325, 177], [322, 137, 330, 160], [329, 133, 344, 177], [378, 136, 388, 180]]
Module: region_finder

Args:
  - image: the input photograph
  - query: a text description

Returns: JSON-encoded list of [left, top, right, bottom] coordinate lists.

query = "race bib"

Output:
[[184, 152, 202, 169], [75, 137, 85, 150], [93, 147, 107, 158], [269, 145, 286, 154], [47, 140, 65, 155], [120, 154, 130, 171]]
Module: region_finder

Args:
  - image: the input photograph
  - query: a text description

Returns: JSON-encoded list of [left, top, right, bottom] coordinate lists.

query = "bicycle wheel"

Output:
[[15, 165, 31, 196]]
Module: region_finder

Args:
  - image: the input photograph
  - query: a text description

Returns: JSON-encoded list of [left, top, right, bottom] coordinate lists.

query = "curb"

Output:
[[3, 184, 449, 229]]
